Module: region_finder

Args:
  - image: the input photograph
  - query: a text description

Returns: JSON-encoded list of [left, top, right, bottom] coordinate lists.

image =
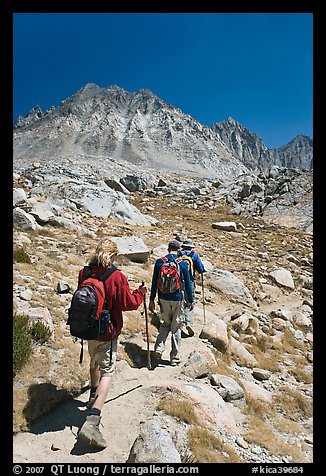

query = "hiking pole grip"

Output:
[[142, 281, 151, 370]]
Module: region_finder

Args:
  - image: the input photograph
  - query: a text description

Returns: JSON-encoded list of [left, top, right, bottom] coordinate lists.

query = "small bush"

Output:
[[13, 247, 31, 264], [30, 321, 52, 343], [13, 314, 32, 376], [303, 280, 313, 290], [212, 181, 221, 189]]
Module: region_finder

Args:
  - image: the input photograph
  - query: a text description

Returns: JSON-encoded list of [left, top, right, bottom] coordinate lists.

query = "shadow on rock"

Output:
[[121, 342, 152, 369], [23, 382, 88, 434], [70, 438, 105, 456], [122, 341, 169, 370]]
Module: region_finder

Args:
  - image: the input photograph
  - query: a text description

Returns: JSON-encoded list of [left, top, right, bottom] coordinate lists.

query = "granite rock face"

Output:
[[13, 83, 313, 230]]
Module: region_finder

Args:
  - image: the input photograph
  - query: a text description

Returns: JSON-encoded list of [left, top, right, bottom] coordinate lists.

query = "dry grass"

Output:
[[287, 366, 313, 385], [241, 384, 312, 463], [244, 394, 273, 420], [187, 426, 243, 463], [249, 346, 281, 372], [32, 227, 58, 238], [274, 386, 313, 420], [243, 415, 306, 462], [122, 311, 157, 343], [211, 350, 239, 378], [157, 393, 243, 463], [273, 414, 303, 434], [157, 395, 200, 426], [13, 339, 90, 432], [13, 318, 89, 431], [281, 328, 306, 353]]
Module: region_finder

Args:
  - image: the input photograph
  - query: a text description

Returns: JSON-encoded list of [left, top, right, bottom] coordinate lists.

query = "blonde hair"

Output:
[[88, 239, 119, 268]]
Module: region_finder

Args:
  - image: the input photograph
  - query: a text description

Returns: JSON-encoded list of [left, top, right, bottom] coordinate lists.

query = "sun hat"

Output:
[[182, 239, 195, 248]]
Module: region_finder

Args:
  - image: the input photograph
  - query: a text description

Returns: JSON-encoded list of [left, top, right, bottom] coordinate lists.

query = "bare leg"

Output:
[[90, 365, 100, 388], [92, 374, 112, 411]]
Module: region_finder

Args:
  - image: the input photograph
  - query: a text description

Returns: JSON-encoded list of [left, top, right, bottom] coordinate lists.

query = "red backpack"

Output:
[[157, 256, 183, 294], [67, 265, 117, 341]]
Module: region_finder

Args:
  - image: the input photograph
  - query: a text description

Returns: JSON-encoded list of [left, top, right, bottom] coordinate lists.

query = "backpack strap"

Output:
[[99, 265, 118, 306], [162, 256, 182, 263], [79, 339, 84, 365], [109, 340, 113, 366], [99, 264, 118, 282], [83, 264, 118, 282], [83, 266, 92, 279], [189, 251, 195, 258]]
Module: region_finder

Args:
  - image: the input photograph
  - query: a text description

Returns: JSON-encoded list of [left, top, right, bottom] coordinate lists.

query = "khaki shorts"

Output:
[[87, 338, 117, 376]]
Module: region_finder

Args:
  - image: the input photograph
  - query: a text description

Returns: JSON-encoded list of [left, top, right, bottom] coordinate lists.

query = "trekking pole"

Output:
[[201, 274, 206, 327], [142, 281, 151, 370]]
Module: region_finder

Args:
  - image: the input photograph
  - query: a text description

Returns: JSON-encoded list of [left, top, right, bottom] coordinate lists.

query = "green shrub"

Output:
[[13, 247, 31, 264], [303, 280, 313, 290], [30, 321, 52, 343], [13, 314, 32, 376], [212, 181, 221, 189]]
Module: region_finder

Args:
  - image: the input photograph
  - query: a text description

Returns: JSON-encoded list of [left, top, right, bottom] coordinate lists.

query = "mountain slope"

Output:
[[212, 118, 313, 171], [14, 83, 313, 180], [277, 135, 313, 170], [13, 84, 248, 181]]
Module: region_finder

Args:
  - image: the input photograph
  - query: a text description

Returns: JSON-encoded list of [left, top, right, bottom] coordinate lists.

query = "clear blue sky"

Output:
[[13, 13, 313, 149]]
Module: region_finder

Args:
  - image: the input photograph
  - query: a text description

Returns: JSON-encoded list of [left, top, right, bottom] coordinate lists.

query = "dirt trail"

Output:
[[13, 314, 206, 463]]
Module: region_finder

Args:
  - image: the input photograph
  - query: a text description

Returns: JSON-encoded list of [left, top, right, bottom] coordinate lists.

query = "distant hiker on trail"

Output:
[[77, 238, 147, 449], [178, 239, 205, 336], [148, 239, 194, 366]]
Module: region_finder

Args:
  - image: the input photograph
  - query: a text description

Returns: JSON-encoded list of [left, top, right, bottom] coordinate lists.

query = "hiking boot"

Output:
[[77, 415, 107, 449], [186, 325, 195, 337], [170, 359, 180, 367], [152, 351, 162, 360]]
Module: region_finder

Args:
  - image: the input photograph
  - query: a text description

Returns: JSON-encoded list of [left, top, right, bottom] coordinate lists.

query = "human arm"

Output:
[[148, 259, 161, 310], [107, 271, 144, 311], [193, 252, 205, 274]]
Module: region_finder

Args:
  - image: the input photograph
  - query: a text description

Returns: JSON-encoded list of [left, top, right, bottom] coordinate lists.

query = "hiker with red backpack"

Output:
[[74, 238, 147, 449], [178, 239, 205, 337], [148, 240, 194, 366]]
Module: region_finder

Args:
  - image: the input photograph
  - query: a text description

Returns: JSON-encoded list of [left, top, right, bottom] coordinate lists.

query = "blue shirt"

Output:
[[179, 250, 205, 280], [149, 253, 194, 303]]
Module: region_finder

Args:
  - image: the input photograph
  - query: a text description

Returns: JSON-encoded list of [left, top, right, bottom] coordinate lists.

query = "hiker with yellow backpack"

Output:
[[178, 239, 205, 337], [149, 240, 194, 366]]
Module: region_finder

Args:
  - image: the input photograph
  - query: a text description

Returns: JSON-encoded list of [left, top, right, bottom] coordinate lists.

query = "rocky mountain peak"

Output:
[[211, 117, 271, 171], [14, 83, 247, 180], [281, 134, 313, 149], [13, 83, 312, 174], [212, 118, 312, 171], [136, 87, 157, 97], [13, 104, 44, 130], [277, 135, 313, 170], [226, 116, 241, 126]]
